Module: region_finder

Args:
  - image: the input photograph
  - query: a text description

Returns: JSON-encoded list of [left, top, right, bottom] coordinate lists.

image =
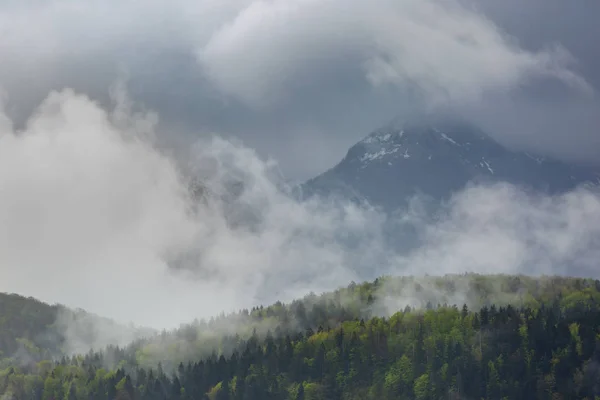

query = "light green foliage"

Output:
[[0, 273, 599, 399]]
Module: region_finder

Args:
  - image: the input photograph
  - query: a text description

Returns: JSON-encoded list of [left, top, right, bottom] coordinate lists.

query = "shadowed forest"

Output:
[[1, 274, 600, 399]]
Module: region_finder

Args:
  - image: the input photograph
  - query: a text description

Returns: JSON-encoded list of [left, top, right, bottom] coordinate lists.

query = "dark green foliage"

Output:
[[0, 292, 152, 368], [1, 273, 600, 399], [0, 293, 63, 360]]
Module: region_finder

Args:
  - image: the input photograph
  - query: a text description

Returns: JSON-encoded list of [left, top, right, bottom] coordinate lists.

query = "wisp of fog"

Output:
[[0, 86, 599, 334], [0, 85, 384, 329]]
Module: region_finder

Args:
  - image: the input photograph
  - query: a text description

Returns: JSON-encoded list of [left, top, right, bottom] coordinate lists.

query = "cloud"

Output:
[[450, 92, 600, 168], [370, 181, 600, 316], [394, 182, 600, 278], [0, 0, 597, 180], [1, 86, 599, 334], [0, 87, 390, 329], [0, 88, 200, 328], [0, 0, 599, 341], [198, 0, 589, 107]]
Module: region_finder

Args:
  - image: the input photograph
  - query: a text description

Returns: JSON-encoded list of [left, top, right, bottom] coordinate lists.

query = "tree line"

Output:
[[1, 274, 600, 399]]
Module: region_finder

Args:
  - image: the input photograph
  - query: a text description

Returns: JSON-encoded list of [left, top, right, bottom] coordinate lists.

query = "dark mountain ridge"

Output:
[[302, 115, 599, 212]]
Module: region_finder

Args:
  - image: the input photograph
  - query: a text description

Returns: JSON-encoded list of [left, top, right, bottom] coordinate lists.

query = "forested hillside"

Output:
[[1, 274, 600, 399], [0, 293, 64, 362], [0, 293, 152, 368]]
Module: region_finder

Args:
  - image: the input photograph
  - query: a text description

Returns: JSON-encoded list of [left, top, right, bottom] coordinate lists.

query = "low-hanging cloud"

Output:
[[0, 87, 599, 334], [375, 182, 600, 316], [395, 182, 600, 278], [0, 0, 597, 180], [0, 87, 390, 329]]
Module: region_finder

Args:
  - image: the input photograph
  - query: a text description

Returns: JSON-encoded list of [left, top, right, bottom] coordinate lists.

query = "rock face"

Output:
[[302, 116, 599, 211]]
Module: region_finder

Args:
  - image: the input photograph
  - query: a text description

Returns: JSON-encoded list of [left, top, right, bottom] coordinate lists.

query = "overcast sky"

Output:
[[1, 0, 598, 180], [1, 0, 600, 331]]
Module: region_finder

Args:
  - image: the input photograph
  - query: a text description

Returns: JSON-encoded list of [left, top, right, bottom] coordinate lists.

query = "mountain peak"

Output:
[[303, 116, 599, 211], [345, 116, 503, 173]]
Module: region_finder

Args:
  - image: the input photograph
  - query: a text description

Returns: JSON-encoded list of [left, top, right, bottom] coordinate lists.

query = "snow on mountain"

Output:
[[302, 116, 600, 212]]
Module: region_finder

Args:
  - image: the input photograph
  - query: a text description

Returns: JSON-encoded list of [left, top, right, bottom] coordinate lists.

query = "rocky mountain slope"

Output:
[[302, 116, 599, 211]]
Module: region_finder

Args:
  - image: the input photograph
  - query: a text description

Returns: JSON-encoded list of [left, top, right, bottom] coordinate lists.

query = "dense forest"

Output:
[[1, 273, 600, 399]]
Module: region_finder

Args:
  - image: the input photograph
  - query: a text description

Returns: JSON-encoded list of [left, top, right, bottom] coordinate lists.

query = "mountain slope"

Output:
[[0, 292, 154, 364], [0, 293, 62, 361], [303, 116, 599, 211], [2, 274, 600, 399]]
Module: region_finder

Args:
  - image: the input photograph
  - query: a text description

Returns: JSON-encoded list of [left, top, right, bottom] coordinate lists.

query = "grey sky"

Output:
[[1, 89, 598, 328], [0, 0, 598, 180], [1, 0, 600, 330]]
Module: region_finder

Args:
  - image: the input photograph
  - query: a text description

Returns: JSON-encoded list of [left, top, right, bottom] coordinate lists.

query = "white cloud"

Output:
[[395, 182, 600, 278], [0, 89, 201, 328], [0, 0, 588, 109], [0, 88, 388, 329], [197, 0, 590, 106], [0, 0, 596, 180], [0, 86, 599, 337]]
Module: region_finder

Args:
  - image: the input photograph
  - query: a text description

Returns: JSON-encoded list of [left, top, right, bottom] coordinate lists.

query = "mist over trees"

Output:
[[1, 274, 600, 399]]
